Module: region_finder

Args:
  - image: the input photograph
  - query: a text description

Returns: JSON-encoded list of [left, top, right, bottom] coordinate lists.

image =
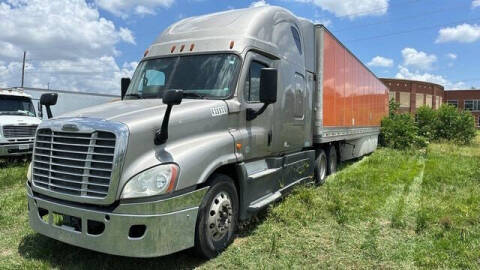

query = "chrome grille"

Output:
[[32, 128, 116, 198], [3, 125, 38, 138]]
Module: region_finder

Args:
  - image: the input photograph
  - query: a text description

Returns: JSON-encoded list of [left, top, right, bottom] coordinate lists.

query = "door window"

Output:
[[245, 61, 268, 103]]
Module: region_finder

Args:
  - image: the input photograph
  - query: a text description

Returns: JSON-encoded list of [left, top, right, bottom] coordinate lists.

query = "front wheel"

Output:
[[194, 174, 238, 258]]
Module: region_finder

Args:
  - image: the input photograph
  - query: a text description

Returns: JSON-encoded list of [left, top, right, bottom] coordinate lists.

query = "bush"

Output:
[[416, 106, 438, 140], [380, 113, 426, 150], [453, 111, 476, 144], [389, 98, 400, 117], [381, 104, 476, 149], [435, 105, 459, 141], [435, 105, 476, 144]]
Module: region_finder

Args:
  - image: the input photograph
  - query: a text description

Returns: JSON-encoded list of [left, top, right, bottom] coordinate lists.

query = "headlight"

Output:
[[120, 164, 179, 199], [27, 162, 33, 182]]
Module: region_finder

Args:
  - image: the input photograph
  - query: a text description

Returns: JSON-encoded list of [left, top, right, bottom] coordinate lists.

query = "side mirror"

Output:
[[40, 93, 58, 119], [121, 77, 130, 99], [155, 90, 183, 145], [162, 89, 183, 105], [259, 68, 278, 104], [40, 93, 58, 106], [247, 68, 278, 121]]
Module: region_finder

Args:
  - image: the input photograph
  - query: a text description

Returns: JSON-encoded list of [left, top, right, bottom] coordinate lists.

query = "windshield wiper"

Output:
[[0, 111, 24, 116], [124, 93, 142, 99], [182, 92, 207, 99]]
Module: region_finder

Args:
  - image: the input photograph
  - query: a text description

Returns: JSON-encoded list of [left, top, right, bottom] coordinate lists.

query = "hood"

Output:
[[0, 115, 41, 126], [58, 98, 227, 126]]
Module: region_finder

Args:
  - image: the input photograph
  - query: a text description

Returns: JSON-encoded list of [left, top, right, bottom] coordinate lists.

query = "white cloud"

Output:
[[436, 24, 480, 43], [367, 56, 393, 67], [473, 0, 480, 8], [95, 0, 174, 18], [0, 41, 23, 59], [119, 28, 136, 45], [135, 5, 156, 16], [0, 0, 135, 61], [294, 0, 389, 19], [0, 0, 137, 94], [250, 0, 269, 7], [401, 48, 437, 70], [446, 53, 457, 60], [395, 66, 465, 90]]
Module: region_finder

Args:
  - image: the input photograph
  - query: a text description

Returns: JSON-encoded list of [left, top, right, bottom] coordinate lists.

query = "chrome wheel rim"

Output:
[[319, 154, 327, 180], [207, 191, 233, 241]]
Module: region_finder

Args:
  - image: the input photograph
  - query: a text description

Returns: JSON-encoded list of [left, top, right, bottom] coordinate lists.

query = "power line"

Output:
[[334, 3, 471, 32], [345, 17, 480, 42]]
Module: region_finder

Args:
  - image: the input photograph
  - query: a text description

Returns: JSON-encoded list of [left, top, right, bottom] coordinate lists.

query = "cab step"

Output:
[[247, 191, 282, 212]]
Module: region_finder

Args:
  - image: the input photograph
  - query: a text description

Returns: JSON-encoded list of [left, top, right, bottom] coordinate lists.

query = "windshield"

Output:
[[125, 54, 241, 99], [0, 95, 36, 116]]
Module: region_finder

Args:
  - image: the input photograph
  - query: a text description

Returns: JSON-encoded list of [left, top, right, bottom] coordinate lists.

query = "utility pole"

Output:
[[21, 51, 26, 88]]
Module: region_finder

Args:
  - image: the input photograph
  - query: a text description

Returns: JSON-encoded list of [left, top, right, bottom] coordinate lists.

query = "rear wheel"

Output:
[[194, 174, 238, 258], [314, 149, 327, 185], [327, 145, 338, 175]]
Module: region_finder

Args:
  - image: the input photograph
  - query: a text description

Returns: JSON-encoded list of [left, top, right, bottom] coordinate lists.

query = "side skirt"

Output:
[[235, 150, 315, 220]]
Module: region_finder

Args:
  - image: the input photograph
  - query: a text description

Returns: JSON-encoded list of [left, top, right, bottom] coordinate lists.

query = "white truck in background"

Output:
[[0, 88, 41, 157]]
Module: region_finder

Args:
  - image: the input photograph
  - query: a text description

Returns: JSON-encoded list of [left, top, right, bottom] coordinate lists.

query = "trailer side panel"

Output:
[[314, 26, 388, 143]]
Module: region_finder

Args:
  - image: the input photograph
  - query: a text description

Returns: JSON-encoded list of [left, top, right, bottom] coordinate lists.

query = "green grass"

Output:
[[1, 134, 479, 269]]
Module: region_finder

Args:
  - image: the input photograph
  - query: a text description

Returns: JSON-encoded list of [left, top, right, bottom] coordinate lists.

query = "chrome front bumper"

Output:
[[27, 183, 207, 257], [0, 142, 33, 156]]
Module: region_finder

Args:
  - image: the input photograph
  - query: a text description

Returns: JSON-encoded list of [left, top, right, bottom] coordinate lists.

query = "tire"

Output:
[[194, 174, 238, 258], [314, 149, 328, 185], [327, 144, 338, 175]]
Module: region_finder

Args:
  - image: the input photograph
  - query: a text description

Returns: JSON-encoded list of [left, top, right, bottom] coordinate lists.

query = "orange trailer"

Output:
[[313, 26, 389, 148]]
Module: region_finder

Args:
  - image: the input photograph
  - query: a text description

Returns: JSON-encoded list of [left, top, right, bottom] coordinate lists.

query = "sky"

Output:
[[0, 0, 479, 94]]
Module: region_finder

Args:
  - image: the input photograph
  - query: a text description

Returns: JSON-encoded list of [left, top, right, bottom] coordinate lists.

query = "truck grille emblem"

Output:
[[62, 123, 79, 132]]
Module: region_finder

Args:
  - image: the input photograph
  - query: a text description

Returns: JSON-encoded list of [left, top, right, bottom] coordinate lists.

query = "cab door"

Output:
[[240, 52, 275, 161]]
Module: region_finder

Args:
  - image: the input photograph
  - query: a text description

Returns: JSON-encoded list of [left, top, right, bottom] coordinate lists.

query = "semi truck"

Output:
[[26, 6, 388, 258], [0, 88, 41, 157]]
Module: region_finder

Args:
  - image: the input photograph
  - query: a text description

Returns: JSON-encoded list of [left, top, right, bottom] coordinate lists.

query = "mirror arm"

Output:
[[246, 103, 269, 121], [45, 105, 53, 119], [154, 105, 173, 145]]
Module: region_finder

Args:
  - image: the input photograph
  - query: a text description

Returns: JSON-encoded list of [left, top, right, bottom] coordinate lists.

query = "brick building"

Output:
[[380, 78, 480, 128], [380, 78, 444, 114], [444, 90, 480, 128]]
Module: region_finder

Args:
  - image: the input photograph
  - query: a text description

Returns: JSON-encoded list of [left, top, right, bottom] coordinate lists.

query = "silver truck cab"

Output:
[[26, 6, 381, 258], [0, 88, 41, 157]]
